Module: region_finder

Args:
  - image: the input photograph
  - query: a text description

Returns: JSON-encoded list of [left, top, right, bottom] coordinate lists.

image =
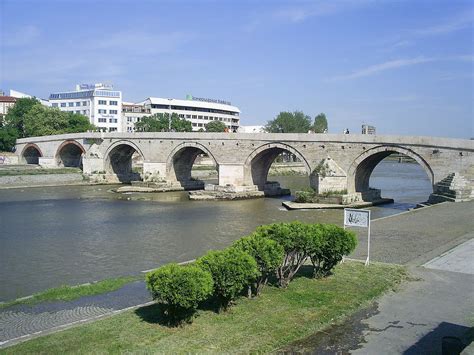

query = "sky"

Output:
[[1, 0, 473, 138]]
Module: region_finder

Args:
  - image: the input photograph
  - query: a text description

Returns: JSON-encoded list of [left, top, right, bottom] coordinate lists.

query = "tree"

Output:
[[264, 111, 312, 133], [256, 222, 313, 287], [205, 120, 227, 132], [22, 106, 94, 137], [4, 97, 40, 138], [135, 113, 192, 132], [313, 113, 328, 133], [197, 248, 259, 311], [232, 233, 284, 296], [146, 263, 214, 325], [0, 126, 18, 152], [308, 224, 357, 278]]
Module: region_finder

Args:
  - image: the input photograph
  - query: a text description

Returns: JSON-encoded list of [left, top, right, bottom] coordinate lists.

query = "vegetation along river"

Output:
[[0, 161, 431, 302]]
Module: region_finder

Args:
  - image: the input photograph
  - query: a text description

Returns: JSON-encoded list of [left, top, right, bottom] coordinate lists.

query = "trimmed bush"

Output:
[[232, 233, 285, 296], [146, 263, 213, 325], [256, 221, 313, 288], [197, 248, 259, 311], [309, 224, 358, 277]]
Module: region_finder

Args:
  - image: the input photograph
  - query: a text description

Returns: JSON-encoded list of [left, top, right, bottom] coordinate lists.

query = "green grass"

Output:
[[1, 262, 407, 354], [0, 167, 82, 176], [0, 276, 140, 309]]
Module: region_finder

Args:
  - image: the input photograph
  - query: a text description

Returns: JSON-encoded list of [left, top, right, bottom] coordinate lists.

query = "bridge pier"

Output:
[[38, 157, 58, 168]]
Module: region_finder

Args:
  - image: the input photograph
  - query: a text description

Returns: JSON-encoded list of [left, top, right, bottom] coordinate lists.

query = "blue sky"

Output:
[[1, 0, 473, 138]]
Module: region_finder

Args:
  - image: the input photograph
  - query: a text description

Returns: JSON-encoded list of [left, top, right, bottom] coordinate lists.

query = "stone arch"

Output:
[[21, 144, 43, 164], [166, 142, 218, 187], [347, 145, 434, 193], [105, 140, 145, 182], [55, 140, 85, 168], [244, 143, 311, 189]]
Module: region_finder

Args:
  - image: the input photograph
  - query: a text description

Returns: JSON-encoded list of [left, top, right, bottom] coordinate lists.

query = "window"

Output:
[[98, 109, 107, 114], [109, 127, 117, 132], [192, 115, 197, 119], [179, 114, 184, 118], [109, 101, 118, 105], [198, 123, 203, 127], [98, 118, 107, 122], [68, 102, 74, 107], [186, 115, 191, 118], [127, 117, 132, 122], [82, 101, 87, 106], [75, 102, 81, 107], [204, 116, 208, 120], [198, 115, 203, 119], [192, 123, 197, 127], [109, 118, 117, 123], [75, 110, 81, 114], [52, 103, 58, 107], [109, 110, 118, 114], [98, 100, 107, 105], [61, 103, 67, 107]]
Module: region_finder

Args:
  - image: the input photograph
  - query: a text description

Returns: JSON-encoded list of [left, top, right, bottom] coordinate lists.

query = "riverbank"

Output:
[[0, 166, 86, 189], [0, 262, 406, 352], [282, 198, 394, 210]]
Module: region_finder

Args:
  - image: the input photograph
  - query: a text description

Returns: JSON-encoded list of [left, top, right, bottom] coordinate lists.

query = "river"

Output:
[[0, 161, 431, 302]]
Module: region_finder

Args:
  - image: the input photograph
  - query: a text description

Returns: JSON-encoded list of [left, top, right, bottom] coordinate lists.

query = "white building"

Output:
[[122, 102, 151, 132], [238, 125, 265, 133], [10, 89, 50, 106], [139, 95, 240, 132], [49, 84, 122, 132]]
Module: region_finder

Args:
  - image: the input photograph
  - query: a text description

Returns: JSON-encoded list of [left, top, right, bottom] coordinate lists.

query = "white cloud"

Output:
[[328, 57, 434, 81], [412, 11, 473, 36]]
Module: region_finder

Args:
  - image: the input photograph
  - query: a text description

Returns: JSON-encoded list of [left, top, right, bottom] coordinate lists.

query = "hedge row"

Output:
[[146, 222, 357, 325]]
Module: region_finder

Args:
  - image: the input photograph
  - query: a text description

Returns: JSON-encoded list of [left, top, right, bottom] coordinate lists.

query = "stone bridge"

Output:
[[15, 132, 474, 202]]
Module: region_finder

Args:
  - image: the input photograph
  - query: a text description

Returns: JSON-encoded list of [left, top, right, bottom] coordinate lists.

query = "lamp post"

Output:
[[168, 98, 173, 132]]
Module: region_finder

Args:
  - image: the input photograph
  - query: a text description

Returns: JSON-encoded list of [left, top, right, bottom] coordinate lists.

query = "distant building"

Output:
[[122, 102, 151, 132], [49, 83, 123, 132], [0, 96, 17, 121], [138, 95, 240, 132], [9, 89, 50, 106], [238, 125, 265, 133], [362, 124, 376, 135]]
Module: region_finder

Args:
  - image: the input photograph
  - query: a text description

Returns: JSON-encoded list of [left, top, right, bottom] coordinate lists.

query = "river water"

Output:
[[0, 161, 431, 301]]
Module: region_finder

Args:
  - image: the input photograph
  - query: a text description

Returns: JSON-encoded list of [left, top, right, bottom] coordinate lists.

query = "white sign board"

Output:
[[344, 208, 371, 265], [344, 209, 370, 228]]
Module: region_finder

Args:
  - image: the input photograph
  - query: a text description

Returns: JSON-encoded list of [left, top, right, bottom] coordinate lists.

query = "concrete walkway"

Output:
[[423, 236, 474, 275], [0, 280, 151, 348]]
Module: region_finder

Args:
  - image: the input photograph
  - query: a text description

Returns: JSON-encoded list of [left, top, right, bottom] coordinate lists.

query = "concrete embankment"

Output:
[[0, 173, 86, 189]]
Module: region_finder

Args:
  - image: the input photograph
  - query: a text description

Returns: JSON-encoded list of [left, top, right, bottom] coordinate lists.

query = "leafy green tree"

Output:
[[232, 234, 284, 296], [313, 113, 328, 133], [135, 113, 192, 132], [146, 263, 214, 325], [205, 120, 227, 132], [0, 126, 18, 151], [4, 97, 40, 138], [256, 221, 313, 287], [264, 111, 312, 133], [309, 224, 357, 278], [197, 248, 259, 311]]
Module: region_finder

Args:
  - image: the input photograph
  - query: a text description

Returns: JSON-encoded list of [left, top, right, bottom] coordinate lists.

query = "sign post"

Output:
[[344, 208, 371, 266]]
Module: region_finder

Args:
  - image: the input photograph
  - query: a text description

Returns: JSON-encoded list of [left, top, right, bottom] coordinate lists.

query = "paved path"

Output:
[[0, 280, 151, 348], [423, 236, 474, 275]]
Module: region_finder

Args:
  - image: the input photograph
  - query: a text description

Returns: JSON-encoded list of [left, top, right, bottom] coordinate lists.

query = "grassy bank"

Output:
[[0, 167, 82, 176], [2, 262, 406, 354], [0, 276, 140, 309]]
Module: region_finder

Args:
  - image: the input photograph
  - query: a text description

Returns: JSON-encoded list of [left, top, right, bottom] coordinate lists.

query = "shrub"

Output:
[[197, 248, 259, 311], [146, 263, 213, 325], [256, 222, 313, 288], [232, 233, 285, 296], [309, 224, 358, 278]]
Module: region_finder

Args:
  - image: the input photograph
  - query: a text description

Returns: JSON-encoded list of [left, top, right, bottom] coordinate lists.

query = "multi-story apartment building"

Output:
[[49, 84, 122, 132], [138, 95, 240, 132], [122, 102, 151, 132]]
